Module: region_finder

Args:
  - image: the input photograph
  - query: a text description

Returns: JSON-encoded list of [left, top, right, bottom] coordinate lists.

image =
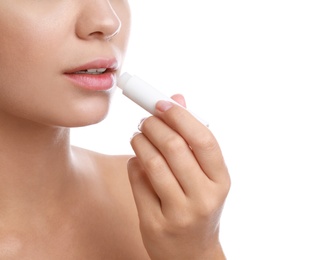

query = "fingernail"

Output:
[[130, 131, 140, 141], [156, 100, 173, 112], [138, 117, 147, 131]]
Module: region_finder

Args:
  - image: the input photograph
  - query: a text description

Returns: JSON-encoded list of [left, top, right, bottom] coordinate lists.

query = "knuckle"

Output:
[[169, 106, 185, 121], [195, 186, 225, 218], [167, 214, 194, 234], [164, 135, 187, 154], [223, 174, 231, 194], [140, 215, 167, 239], [218, 165, 231, 195], [194, 132, 218, 151], [196, 198, 217, 218], [141, 217, 164, 235], [143, 154, 165, 172]]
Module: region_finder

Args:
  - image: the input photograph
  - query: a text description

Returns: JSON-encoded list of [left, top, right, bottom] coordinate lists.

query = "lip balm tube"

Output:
[[117, 72, 209, 127]]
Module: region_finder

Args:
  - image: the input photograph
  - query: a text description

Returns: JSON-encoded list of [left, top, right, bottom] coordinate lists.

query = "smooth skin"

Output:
[[0, 0, 230, 259], [130, 97, 230, 259]]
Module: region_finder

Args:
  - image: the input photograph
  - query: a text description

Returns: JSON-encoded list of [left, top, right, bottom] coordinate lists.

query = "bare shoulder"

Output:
[[71, 146, 150, 259], [72, 145, 137, 211], [72, 145, 133, 187]]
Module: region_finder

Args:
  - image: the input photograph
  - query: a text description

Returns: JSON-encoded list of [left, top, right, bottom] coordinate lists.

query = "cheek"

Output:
[[0, 33, 56, 114], [0, 11, 70, 102], [0, 31, 88, 126], [0, 26, 58, 95], [0, 5, 71, 71]]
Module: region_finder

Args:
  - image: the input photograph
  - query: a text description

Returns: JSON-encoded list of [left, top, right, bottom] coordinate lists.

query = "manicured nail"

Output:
[[156, 100, 173, 112]]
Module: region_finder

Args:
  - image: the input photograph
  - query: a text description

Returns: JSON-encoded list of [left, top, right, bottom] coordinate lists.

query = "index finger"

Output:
[[155, 100, 228, 183]]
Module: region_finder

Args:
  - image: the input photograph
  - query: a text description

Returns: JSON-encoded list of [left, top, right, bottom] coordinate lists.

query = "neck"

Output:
[[0, 113, 76, 213]]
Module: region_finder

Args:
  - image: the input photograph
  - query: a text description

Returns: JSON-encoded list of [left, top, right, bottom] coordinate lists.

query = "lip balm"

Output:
[[117, 72, 209, 127]]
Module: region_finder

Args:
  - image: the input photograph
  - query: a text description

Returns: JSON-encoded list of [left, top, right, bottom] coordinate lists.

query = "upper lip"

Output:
[[64, 58, 119, 74]]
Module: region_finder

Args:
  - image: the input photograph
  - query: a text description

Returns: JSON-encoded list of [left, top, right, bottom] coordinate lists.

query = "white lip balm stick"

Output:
[[117, 72, 209, 127]]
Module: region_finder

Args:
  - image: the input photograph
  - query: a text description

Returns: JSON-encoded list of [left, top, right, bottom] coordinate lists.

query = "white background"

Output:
[[71, 1, 328, 259]]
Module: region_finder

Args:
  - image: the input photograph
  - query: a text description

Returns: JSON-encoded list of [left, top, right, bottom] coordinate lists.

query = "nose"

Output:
[[76, 0, 121, 41]]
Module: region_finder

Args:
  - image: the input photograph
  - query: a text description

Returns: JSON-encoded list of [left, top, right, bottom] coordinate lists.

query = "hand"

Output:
[[128, 94, 230, 260]]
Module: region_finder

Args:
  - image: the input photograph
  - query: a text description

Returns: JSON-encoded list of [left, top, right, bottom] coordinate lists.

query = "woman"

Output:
[[0, 0, 230, 259]]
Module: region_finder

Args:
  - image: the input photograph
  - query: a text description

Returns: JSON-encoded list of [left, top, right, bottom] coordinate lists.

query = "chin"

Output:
[[68, 102, 111, 127], [69, 112, 108, 127], [51, 93, 112, 127]]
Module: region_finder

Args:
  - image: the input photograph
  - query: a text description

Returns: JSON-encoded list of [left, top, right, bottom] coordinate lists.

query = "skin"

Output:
[[0, 0, 230, 259]]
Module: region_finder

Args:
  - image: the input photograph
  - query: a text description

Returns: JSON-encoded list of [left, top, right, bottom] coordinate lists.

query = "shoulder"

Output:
[[71, 146, 150, 258], [71, 145, 132, 175], [71, 145, 134, 194]]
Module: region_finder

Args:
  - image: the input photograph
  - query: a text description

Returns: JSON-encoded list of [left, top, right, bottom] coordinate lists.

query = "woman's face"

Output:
[[0, 0, 131, 127]]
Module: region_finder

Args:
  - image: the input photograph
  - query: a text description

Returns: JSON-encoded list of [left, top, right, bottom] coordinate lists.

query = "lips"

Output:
[[64, 58, 119, 91]]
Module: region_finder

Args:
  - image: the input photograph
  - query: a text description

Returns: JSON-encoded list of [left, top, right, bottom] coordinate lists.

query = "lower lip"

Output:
[[65, 71, 116, 91]]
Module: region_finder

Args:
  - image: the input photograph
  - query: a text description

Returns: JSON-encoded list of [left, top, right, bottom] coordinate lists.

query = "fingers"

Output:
[[133, 115, 210, 198], [127, 157, 162, 221], [128, 133, 186, 209], [128, 96, 230, 259], [155, 100, 229, 184], [130, 97, 230, 200]]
